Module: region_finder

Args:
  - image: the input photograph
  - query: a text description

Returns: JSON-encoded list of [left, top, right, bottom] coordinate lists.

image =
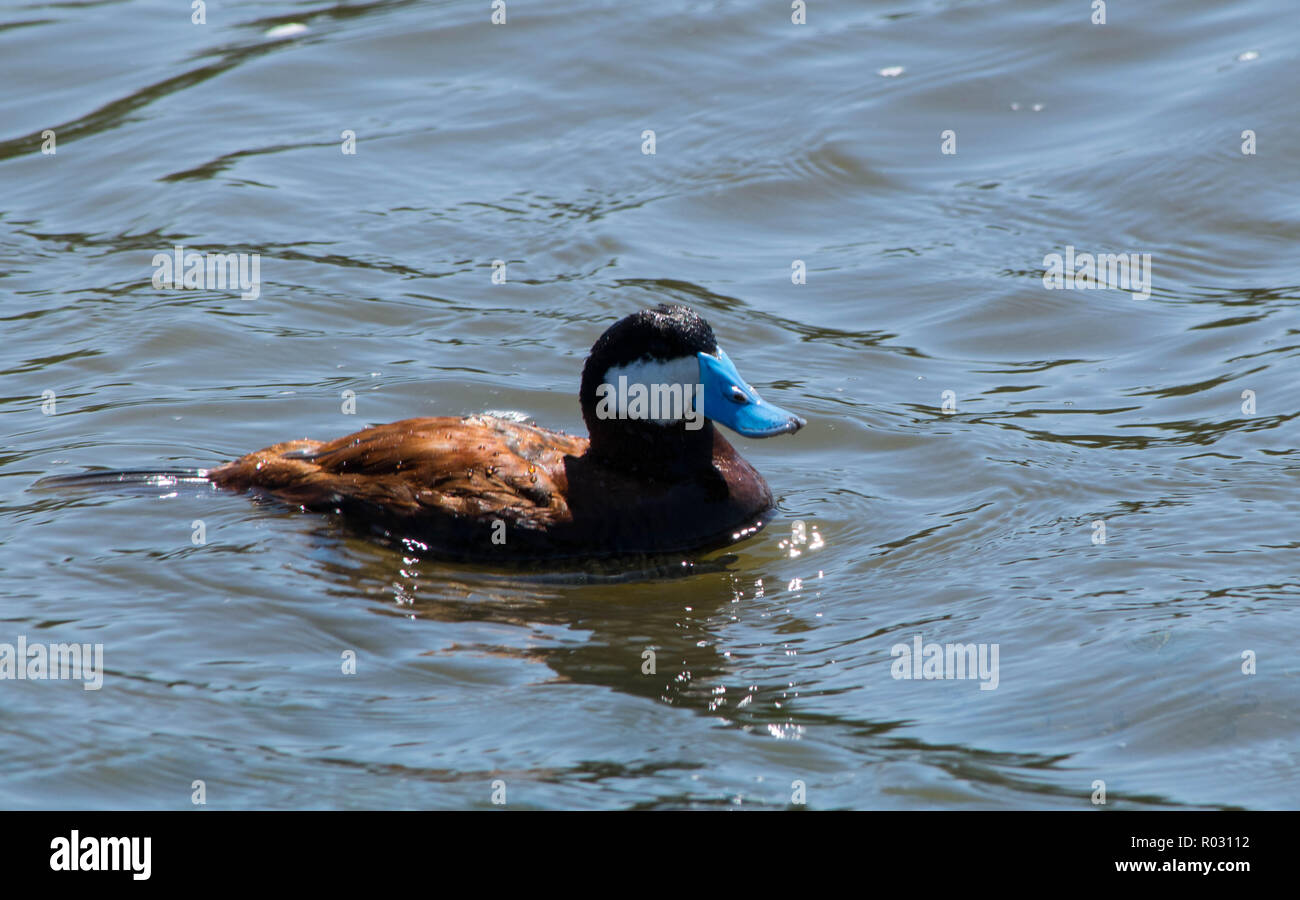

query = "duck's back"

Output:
[[210, 415, 581, 532]]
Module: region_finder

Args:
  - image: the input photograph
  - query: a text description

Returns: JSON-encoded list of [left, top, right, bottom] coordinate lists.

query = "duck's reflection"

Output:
[[300, 520, 1151, 808], [311, 523, 802, 721]]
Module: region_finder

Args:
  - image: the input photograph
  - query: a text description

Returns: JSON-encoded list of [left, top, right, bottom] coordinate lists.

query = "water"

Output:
[[1, 0, 1297, 809]]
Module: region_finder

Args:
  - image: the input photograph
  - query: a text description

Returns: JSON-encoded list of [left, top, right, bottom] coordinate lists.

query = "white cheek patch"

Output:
[[594, 354, 707, 429]]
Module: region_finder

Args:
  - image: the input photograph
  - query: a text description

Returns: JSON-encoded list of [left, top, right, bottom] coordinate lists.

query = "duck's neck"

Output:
[[583, 417, 719, 479]]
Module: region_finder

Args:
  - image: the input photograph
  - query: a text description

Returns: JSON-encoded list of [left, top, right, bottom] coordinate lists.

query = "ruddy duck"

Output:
[[48, 305, 805, 561]]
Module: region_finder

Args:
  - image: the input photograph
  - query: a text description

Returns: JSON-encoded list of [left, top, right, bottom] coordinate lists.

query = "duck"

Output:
[[49, 305, 805, 561]]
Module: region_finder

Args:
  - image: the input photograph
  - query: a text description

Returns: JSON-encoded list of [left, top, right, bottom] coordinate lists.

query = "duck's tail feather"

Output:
[[33, 468, 213, 490]]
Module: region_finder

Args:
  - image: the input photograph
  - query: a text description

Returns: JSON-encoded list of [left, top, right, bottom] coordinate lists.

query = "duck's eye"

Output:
[[727, 385, 749, 404]]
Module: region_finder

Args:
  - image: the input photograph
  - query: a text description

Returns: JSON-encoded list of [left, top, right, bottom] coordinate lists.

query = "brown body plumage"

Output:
[[208, 414, 773, 561]]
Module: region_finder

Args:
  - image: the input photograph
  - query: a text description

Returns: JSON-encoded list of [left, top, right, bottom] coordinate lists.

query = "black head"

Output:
[[580, 305, 716, 406], [579, 305, 717, 469], [579, 304, 804, 473]]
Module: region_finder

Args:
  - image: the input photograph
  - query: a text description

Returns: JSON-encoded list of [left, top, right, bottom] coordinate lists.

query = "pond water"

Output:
[[1, 0, 1296, 809]]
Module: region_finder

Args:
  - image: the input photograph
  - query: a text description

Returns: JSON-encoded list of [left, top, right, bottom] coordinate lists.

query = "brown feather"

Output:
[[208, 414, 773, 560], [210, 416, 583, 527]]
